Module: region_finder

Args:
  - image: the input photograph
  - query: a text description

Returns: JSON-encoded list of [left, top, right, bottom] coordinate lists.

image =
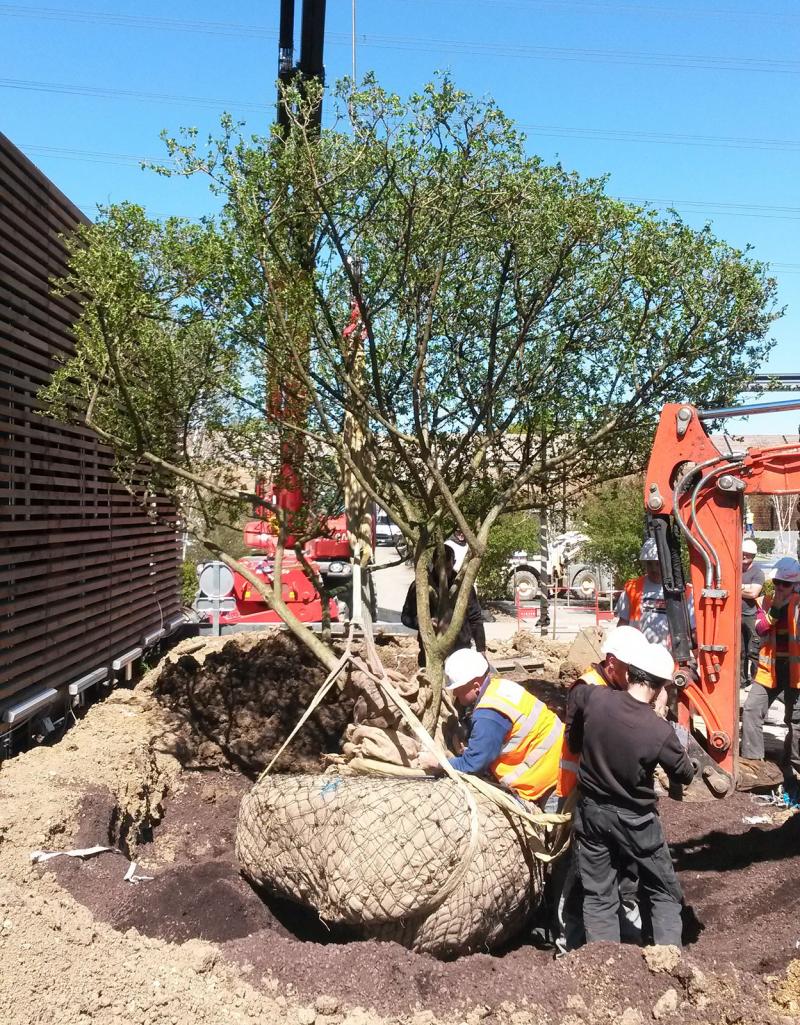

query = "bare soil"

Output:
[[2, 631, 800, 1025]]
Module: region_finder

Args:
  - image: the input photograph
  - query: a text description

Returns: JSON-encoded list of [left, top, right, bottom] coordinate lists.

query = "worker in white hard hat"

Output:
[[567, 639, 695, 947], [552, 625, 650, 953], [741, 556, 800, 793], [417, 648, 563, 811], [556, 626, 649, 801], [615, 538, 694, 648], [740, 538, 765, 685]]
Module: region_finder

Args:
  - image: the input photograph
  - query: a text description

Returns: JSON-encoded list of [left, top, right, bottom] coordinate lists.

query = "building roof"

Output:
[[712, 433, 800, 455]]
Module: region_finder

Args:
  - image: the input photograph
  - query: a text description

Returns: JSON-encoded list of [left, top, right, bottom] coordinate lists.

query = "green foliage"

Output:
[[477, 514, 541, 599], [580, 478, 646, 585], [180, 560, 199, 607], [38, 73, 782, 696], [754, 536, 774, 556]]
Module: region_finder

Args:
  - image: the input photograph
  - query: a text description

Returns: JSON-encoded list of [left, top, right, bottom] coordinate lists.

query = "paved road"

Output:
[[372, 544, 598, 644]]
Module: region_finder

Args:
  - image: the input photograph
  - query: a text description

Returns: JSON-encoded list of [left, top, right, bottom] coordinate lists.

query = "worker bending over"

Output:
[[615, 539, 694, 648], [741, 557, 800, 790], [567, 640, 694, 947], [418, 649, 563, 812]]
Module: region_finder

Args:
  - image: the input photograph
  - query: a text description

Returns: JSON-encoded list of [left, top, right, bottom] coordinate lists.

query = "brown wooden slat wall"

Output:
[[0, 132, 180, 712]]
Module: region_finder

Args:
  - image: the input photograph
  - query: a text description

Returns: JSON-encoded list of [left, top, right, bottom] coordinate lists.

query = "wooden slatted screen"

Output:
[[0, 132, 180, 722]]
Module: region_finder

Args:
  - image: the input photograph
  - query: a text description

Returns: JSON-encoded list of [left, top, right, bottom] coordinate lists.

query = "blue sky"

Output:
[[3, 0, 800, 434]]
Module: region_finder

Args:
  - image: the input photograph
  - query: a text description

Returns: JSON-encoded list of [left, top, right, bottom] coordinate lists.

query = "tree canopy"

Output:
[[43, 75, 780, 723]]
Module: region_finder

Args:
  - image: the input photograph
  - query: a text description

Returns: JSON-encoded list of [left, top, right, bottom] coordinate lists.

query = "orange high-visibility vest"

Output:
[[556, 664, 609, 799], [476, 676, 563, 803], [754, 594, 800, 690], [621, 576, 646, 627]]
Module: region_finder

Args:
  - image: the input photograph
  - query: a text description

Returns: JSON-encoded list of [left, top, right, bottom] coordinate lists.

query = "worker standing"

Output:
[[740, 538, 765, 685], [556, 625, 650, 801], [418, 649, 563, 812], [615, 539, 694, 648], [566, 641, 694, 947], [401, 545, 486, 667], [741, 557, 800, 790], [554, 625, 650, 952]]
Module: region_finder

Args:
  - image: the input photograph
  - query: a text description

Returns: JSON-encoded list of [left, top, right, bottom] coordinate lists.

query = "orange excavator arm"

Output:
[[644, 400, 800, 795]]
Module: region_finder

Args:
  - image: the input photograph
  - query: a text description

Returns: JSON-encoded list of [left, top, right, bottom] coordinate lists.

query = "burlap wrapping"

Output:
[[236, 773, 546, 956]]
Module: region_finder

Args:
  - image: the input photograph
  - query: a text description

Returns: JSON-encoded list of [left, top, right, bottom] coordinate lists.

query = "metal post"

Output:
[[539, 509, 549, 637], [277, 0, 296, 134], [299, 0, 327, 134]]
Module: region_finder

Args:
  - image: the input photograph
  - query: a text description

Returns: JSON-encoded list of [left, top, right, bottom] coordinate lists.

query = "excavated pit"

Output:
[[16, 632, 800, 1023]]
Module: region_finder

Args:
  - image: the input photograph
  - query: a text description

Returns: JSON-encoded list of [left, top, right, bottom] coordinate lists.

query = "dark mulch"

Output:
[[54, 771, 797, 1023]]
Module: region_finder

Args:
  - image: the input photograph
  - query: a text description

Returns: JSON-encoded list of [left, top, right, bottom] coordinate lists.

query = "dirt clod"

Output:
[[642, 946, 682, 974], [651, 989, 679, 1019]]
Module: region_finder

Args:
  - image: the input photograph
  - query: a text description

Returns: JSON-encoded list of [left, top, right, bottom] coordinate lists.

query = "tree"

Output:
[[580, 477, 647, 586], [771, 494, 799, 556], [42, 75, 780, 728]]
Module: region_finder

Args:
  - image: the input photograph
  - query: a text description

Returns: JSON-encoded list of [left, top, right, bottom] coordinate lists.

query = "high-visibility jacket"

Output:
[[556, 664, 609, 799], [753, 594, 800, 690], [618, 576, 693, 642], [475, 676, 563, 803]]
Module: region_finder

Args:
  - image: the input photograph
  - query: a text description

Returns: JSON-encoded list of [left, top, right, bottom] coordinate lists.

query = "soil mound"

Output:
[[141, 632, 357, 775], [3, 634, 800, 1025]]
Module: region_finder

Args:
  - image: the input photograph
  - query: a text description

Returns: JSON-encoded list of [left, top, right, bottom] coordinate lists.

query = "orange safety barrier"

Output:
[[515, 590, 542, 628], [594, 589, 622, 626]]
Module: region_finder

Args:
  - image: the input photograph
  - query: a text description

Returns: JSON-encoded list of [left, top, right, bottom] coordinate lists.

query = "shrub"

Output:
[[477, 513, 541, 599]]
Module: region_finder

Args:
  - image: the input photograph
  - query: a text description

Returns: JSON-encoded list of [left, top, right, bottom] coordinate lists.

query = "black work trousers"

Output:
[[574, 795, 684, 947]]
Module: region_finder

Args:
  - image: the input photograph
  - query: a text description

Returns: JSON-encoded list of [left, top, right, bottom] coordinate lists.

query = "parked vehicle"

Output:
[[506, 531, 612, 602], [375, 510, 402, 546]]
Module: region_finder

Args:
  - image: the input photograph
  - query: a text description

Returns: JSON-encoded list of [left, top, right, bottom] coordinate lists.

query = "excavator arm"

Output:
[[644, 400, 800, 795]]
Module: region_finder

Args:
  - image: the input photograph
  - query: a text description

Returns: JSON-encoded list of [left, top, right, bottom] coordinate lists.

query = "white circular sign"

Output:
[[198, 561, 235, 599]]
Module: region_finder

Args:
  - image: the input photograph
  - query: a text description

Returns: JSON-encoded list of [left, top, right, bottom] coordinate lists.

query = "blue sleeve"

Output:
[[449, 709, 509, 774]]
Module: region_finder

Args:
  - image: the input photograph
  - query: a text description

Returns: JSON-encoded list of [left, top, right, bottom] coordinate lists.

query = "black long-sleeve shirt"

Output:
[[401, 576, 486, 659], [566, 685, 694, 812]]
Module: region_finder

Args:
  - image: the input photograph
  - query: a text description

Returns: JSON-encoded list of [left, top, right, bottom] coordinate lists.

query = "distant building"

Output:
[[712, 433, 800, 531]]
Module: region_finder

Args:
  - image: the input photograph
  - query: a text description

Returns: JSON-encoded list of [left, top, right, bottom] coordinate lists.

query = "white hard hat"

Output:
[[627, 641, 674, 685], [742, 539, 758, 555], [444, 649, 489, 690], [773, 557, 800, 584], [601, 625, 648, 663], [639, 538, 658, 562]]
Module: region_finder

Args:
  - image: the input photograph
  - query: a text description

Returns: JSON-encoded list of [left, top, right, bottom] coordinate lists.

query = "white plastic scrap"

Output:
[[742, 815, 771, 825], [124, 861, 153, 885], [30, 845, 153, 884], [30, 845, 114, 863]]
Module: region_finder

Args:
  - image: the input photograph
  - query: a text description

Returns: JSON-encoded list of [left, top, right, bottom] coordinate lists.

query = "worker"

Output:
[[554, 625, 650, 953], [401, 544, 486, 667], [740, 538, 765, 685], [740, 557, 800, 789], [745, 504, 756, 538], [566, 640, 694, 947], [418, 648, 563, 811], [556, 625, 650, 800], [615, 538, 694, 647], [446, 528, 469, 573]]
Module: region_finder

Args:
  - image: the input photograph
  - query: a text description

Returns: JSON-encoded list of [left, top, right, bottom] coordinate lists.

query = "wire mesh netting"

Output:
[[236, 773, 547, 956]]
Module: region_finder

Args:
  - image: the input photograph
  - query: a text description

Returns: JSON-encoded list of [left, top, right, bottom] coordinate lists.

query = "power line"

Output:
[[398, 0, 800, 26], [19, 141, 800, 226], [0, 76, 270, 112], [519, 122, 800, 153], [6, 77, 800, 161], [0, 4, 278, 39], [2, 5, 800, 76]]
